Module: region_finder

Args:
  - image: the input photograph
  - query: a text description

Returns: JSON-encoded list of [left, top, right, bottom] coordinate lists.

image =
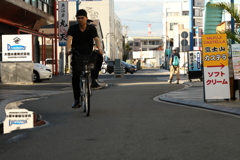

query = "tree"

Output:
[[122, 43, 132, 61], [208, 2, 239, 100], [208, 2, 240, 44]]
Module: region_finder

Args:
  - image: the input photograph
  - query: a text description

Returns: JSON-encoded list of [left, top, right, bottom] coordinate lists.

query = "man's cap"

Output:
[[76, 9, 87, 17]]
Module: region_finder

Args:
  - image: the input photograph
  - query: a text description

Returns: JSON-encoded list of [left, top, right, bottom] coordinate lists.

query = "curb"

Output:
[[158, 83, 240, 116], [0, 90, 72, 124], [0, 83, 109, 124]]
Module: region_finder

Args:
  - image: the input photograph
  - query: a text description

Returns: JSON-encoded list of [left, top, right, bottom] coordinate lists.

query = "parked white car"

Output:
[[33, 63, 52, 82]]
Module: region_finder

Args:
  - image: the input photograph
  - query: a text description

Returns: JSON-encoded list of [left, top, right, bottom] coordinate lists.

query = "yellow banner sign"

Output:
[[202, 34, 228, 68]]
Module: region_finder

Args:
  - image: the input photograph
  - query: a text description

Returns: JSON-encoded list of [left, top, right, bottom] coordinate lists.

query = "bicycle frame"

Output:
[[71, 49, 96, 117]]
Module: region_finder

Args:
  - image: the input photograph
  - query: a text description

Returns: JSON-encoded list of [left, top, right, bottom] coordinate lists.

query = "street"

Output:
[[1, 69, 240, 160]]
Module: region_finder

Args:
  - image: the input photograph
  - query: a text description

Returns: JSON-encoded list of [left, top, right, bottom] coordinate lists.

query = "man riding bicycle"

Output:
[[66, 9, 103, 108]]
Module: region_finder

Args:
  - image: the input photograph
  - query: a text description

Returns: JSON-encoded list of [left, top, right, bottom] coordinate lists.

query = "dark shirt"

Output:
[[67, 24, 98, 52], [170, 52, 180, 63]]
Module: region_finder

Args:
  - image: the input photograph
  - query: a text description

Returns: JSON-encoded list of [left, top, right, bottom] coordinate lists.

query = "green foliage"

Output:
[[122, 43, 132, 61], [208, 2, 240, 44]]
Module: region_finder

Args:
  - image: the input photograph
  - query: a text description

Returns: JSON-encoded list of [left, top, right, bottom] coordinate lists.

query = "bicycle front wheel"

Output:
[[84, 74, 91, 116]]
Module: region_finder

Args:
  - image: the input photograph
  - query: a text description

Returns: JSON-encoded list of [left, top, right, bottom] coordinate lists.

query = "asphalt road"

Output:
[[1, 69, 240, 160]]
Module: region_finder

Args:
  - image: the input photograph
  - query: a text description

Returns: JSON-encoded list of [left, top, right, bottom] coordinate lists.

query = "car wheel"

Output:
[[131, 72, 133, 74], [125, 68, 127, 74], [33, 70, 41, 82]]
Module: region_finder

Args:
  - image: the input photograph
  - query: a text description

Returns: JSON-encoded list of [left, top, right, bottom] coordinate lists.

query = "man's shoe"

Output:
[[168, 80, 172, 84], [176, 80, 179, 84], [72, 100, 81, 109]]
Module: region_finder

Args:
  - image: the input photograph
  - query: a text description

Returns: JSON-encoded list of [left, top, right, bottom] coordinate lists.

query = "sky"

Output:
[[114, 0, 165, 37]]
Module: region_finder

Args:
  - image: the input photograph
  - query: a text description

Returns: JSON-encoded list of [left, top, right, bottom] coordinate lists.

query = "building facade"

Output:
[[163, 0, 190, 52], [68, 0, 123, 60], [0, 0, 56, 82], [0, 0, 54, 63], [127, 36, 164, 68]]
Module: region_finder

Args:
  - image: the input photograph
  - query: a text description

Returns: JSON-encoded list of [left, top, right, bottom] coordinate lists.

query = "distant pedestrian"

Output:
[[168, 48, 180, 84]]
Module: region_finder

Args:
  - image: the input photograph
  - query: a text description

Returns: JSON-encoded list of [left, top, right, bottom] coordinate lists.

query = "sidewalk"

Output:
[[157, 72, 240, 115]]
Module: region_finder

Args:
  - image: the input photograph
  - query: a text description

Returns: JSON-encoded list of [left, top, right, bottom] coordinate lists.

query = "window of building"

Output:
[[129, 42, 133, 46], [38, 0, 42, 10], [142, 48, 147, 51], [156, 41, 160, 45], [24, 0, 31, 4], [143, 41, 147, 45], [182, 11, 189, 15], [149, 41, 152, 45], [43, 3, 47, 12], [23, 0, 53, 14], [134, 42, 140, 46], [32, 0, 37, 7], [170, 23, 178, 30]]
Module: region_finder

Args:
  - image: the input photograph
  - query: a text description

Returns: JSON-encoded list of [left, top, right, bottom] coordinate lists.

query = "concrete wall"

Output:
[[1, 62, 33, 83]]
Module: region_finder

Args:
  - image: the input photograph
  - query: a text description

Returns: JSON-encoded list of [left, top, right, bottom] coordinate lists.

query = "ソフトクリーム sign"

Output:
[[202, 34, 230, 100]]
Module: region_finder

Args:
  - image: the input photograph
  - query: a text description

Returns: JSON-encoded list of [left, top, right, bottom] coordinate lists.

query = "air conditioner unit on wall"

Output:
[[179, 29, 190, 52]]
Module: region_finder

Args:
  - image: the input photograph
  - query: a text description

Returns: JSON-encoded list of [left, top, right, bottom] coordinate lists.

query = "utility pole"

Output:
[[123, 25, 129, 59]]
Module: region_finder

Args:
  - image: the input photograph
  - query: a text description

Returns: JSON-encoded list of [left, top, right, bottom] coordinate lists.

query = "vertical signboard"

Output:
[[231, 44, 240, 80], [58, 1, 68, 46], [202, 34, 230, 100], [2, 34, 32, 62], [188, 50, 201, 71]]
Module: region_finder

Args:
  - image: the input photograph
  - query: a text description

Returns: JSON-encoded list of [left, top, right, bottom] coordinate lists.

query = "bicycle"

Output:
[[72, 49, 97, 117]]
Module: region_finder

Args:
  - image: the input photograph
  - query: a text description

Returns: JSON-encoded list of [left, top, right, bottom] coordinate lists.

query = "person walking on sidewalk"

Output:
[[65, 9, 103, 108], [168, 48, 180, 84]]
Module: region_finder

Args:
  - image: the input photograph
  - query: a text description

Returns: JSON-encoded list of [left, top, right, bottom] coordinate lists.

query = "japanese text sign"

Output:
[[188, 51, 202, 72], [58, 1, 68, 46], [202, 34, 230, 99], [2, 34, 32, 62]]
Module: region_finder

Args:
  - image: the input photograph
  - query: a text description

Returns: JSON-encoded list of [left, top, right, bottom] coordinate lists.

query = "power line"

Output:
[[121, 19, 162, 23]]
